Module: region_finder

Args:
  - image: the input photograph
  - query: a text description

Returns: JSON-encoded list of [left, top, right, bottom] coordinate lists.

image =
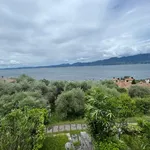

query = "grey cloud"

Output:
[[0, 0, 150, 67]]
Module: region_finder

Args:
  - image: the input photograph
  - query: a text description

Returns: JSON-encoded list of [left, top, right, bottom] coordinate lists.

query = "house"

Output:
[[124, 77, 134, 83], [145, 79, 150, 84]]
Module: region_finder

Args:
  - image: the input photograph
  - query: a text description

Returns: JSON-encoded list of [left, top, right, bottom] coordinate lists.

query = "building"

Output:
[[145, 79, 150, 84]]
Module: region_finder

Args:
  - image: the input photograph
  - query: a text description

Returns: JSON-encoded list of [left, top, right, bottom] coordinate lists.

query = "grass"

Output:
[[73, 141, 81, 147], [127, 115, 150, 123], [40, 135, 68, 150], [47, 113, 86, 127], [48, 119, 86, 127], [42, 129, 85, 150]]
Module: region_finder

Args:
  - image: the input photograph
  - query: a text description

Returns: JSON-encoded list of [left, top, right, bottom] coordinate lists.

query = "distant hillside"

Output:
[[1, 53, 150, 70], [70, 53, 150, 66]]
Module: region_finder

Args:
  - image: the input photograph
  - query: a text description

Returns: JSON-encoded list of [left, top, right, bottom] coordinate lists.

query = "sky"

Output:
[[0, 0, 150, 67]]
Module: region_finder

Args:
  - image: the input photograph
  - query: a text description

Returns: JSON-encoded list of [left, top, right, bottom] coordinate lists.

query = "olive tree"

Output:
[[55, 88, 85, 120], [128, 86, 150, 98]]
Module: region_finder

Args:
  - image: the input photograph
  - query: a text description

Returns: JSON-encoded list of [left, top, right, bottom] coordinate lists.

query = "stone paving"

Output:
[[47, 124, 87, 133]]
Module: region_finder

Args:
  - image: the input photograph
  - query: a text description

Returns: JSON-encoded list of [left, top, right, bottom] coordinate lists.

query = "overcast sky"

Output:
[[0, 0, 150, 67]]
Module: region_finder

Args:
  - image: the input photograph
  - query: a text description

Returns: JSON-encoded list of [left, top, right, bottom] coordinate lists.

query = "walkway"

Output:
[[47, 124, 87, 133]]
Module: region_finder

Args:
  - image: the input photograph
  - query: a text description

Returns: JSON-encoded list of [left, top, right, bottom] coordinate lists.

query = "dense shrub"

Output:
[[131, 79, 136, 84], [95, 140, 126, 150], [135, 98, 150, 115], [0, 92, 46, 117], [117, 87, 127, 93], [0, 108, 47, 150], [64, 81, 80, 91], [80, 81, 91, 91], [55, 88, 85, 120], [85, 88, 116, 141], [122, 134, 150, 150], [101, 80, 118, 89], [51, 81, 65, 95], [128, 86, 150, 98]]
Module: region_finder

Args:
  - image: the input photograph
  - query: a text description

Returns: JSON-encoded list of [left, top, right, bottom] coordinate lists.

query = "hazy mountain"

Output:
[[1, 53, 150, 70], [70, 53, 150, 66]]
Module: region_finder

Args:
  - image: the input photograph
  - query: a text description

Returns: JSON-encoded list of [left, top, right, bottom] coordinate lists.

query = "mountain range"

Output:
[[1, 53, 150, 70]]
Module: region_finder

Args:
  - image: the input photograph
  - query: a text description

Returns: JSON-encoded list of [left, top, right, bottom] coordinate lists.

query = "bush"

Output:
[[64, 82, 80, 91], [122, 134, 150, 150], [131, 79, 136, 84], [135, 98, 150, 115], [128, 86, 150, 98], [95, 140, 126, 150], [117, 87, 127, 93], [101, 80, 118, 89], [80, 81, 91, 92], [0, 108, 47, 150], [51, 81, 65, 95], [56, 88, 85, 120], [85, 88, 116, 141]]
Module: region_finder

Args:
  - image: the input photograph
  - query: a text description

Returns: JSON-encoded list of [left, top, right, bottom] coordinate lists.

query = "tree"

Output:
[[131, 79, 136, 84], [64, 82, 80, 91], [40, 79, 50, 86], [32, 81, 49, 95], [0, 92, 46, 117], [128, 86, 150, 98], [0, 108, 48, 150], [80, 81, 91, 92], [16, 74, 35, 83], [116, 94, 136, 119], [51, 81, 65, 95], [85, 88, 116, 141], [138, 120, 150, 140], [101, 80, 118, 89], [135, 97, 150, 115], [55, 88, 85, 120], [46, 85, 57, 112]]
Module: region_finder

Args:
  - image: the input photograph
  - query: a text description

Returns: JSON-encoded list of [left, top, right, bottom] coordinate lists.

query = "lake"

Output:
[[0, 64, 150, 80]]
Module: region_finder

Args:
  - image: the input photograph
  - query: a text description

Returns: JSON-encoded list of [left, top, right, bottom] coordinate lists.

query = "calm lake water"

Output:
[[0, 64, 150, 80]]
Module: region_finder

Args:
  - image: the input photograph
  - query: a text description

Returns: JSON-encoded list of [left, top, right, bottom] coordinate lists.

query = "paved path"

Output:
[[47, 124, 87, 133]]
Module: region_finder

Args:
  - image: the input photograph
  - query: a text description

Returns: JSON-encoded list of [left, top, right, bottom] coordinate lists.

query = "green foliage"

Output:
[[116, 87, 127, 93], [131, 79, 136, 84], [64, 81, 80, 91], [56, 88, 85, 120], [85, 88, 116, 141], [0, 74, 150, 149], [138, 120, 150, 139], [32, 81, 49, 95], [122, 135, 150, 150], [135, 97, 150, 115], [80, 81, 91, 91], [0, 92, 46, 117], [40, 135, 68, 150], [51, 81, 65, 95], [85, 87, 137, 145], [46, 85, 57, 112], [116, 94, 136, 119], [73, 141, 80, 147], [40, 79, 50, 86], [16, 74, 35, 83], [128, 86, 150, 98], [0, 108, 47, 150], [101, 80, 118, 89], [95, 139, 127, 150]]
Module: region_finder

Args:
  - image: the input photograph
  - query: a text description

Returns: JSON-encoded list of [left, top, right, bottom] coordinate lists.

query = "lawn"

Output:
[[40, 135, 68, 150], [47, 119, 86, 127]]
